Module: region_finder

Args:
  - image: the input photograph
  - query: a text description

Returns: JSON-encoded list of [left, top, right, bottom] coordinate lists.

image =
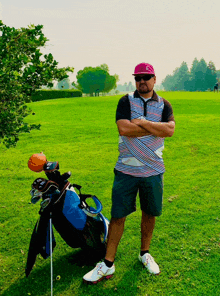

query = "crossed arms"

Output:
[[117, 118, 175, 138]]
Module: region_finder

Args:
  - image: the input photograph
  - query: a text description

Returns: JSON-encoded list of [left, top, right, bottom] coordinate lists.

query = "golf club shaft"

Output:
[[50, 217, 53, 296]]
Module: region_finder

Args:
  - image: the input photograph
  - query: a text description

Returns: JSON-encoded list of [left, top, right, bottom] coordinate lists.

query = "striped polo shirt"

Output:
[[115, 90, 174, 177]]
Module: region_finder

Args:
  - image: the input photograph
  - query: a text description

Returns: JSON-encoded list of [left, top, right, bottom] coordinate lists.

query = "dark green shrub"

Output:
[[31, 89, 82, 102]]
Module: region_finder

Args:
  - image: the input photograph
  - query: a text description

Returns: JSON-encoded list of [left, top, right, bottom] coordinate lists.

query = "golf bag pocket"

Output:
[[63, 188, 87, 230]]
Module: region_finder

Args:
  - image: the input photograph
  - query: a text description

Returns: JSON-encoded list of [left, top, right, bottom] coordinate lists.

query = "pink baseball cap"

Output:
[[133, 63, 155, 75]]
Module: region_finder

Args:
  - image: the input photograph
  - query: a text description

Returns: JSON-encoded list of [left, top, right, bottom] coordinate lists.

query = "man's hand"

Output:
[[117, 119, 151, 137], [131, 118, 175, 138], [131, 118, 144, 126]]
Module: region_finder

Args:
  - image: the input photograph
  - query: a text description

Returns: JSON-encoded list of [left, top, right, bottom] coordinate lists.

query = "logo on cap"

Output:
[[133, 63, 155, 75]]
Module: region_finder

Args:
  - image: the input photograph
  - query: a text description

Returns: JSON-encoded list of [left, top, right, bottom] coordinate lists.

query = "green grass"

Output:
[[0, 92, 220, 296]]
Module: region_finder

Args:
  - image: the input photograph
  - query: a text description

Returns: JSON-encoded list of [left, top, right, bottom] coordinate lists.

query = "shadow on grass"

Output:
[[1, 248, 106, 296], [2, 250, 149, 296], [77, 261, 145, 296], [106, 261, 143, 296]]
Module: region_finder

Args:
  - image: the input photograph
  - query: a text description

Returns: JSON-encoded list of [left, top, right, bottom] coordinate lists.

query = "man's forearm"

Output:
[[117, 119, 151, 137], [131, 119, 175, 138]]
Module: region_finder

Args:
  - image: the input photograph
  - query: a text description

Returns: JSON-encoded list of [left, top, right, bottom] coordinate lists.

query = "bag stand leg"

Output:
[[49, 214, 53, 296]]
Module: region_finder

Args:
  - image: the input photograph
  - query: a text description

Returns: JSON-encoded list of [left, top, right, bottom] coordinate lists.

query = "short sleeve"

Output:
[[116, 95, 131, 122], [162, 99, 175, 122]]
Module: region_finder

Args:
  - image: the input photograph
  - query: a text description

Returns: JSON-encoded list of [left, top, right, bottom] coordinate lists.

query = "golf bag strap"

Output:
[[70, 184, 82, 191], [58, 181, 70, 196], [78, 193, 93, 206], [68, 184, 103, 217], [79, 195, 103, 217], [32, 178, 59, 193]]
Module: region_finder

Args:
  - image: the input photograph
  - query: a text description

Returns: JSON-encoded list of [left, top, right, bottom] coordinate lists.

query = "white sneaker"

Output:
[[139, 253, 160, 275], [83, 262, 115, 284]]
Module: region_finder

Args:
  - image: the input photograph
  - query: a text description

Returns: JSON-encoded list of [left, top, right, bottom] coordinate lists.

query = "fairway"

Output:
[[0, 92, 220, 296]]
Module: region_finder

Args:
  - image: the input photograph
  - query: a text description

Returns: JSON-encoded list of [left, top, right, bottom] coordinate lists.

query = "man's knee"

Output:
[[110, 216, 126, 226]]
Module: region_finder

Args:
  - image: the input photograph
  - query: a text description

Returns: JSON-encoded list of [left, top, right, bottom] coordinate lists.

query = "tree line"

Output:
[[56, 64, 119, 97], [162, 59, 219, 91], [56, 76, 136, 96], [116, 82, 135, 92]]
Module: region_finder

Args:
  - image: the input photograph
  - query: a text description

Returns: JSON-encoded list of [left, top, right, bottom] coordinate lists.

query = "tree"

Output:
[[216, 70, 220, 82], [76, 64, 118, 96], [71, 81, 81, 90], [189, 58, 217, 91], [100, 63, 109, 72], [174, 62, 190, 91], [162, 75, 176, 91], [162, 58, 219, 92], [127, 82, 135, 91], [103, 74, 118, 93], [162, 63, 190, 91], [206, 61, 217, 90], [0, 21, 74, 148], [189, 58, 208, 91], [194, 58, 208, 91], [187, 58, 199, 91], [116, 82, 135, 92], [76, 66, 105, 96]]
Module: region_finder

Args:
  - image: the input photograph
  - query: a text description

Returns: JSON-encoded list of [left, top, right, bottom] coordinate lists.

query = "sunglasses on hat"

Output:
[[134, 75, 154, 82]]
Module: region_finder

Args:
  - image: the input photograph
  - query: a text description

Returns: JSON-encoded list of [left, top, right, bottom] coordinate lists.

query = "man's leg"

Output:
[[139, 174, 163, 250], [105, 217, 126, 262], [106, 169, 138, 261], [141, 211, 155, 251], [83, 168, 138, 284], [139, 211, 160, 274], [138, 174, 162, 274]]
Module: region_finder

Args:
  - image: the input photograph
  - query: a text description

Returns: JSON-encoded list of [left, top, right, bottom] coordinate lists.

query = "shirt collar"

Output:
[[134, 90, 158, 101]]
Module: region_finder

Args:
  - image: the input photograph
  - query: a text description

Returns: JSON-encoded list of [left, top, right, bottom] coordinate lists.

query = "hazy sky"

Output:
[[1, 0, 220, 85]]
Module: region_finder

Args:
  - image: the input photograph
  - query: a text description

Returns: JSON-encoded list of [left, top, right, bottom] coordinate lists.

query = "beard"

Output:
[[138, 89, 151, 94], [137, 84, 153, 94]]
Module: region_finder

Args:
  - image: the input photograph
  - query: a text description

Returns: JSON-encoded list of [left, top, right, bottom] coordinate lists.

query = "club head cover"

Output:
[[32, 178, 59, 193], [43, 161, 59, 173]]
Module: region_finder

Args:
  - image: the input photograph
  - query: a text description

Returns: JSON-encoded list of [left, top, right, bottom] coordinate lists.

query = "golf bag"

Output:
[[25, 161, 109, 277]]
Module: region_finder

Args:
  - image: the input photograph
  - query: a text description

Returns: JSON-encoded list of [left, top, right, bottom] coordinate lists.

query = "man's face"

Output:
[[135, 75, 156, 94]]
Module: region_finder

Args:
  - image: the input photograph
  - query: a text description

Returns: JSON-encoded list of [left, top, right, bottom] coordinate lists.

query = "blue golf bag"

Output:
[[25, 161, 109, 277]]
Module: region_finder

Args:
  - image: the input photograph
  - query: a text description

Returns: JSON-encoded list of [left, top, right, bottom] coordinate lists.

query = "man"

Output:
[[83, 63, 175, 284], [214, 82, 218, 93]]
